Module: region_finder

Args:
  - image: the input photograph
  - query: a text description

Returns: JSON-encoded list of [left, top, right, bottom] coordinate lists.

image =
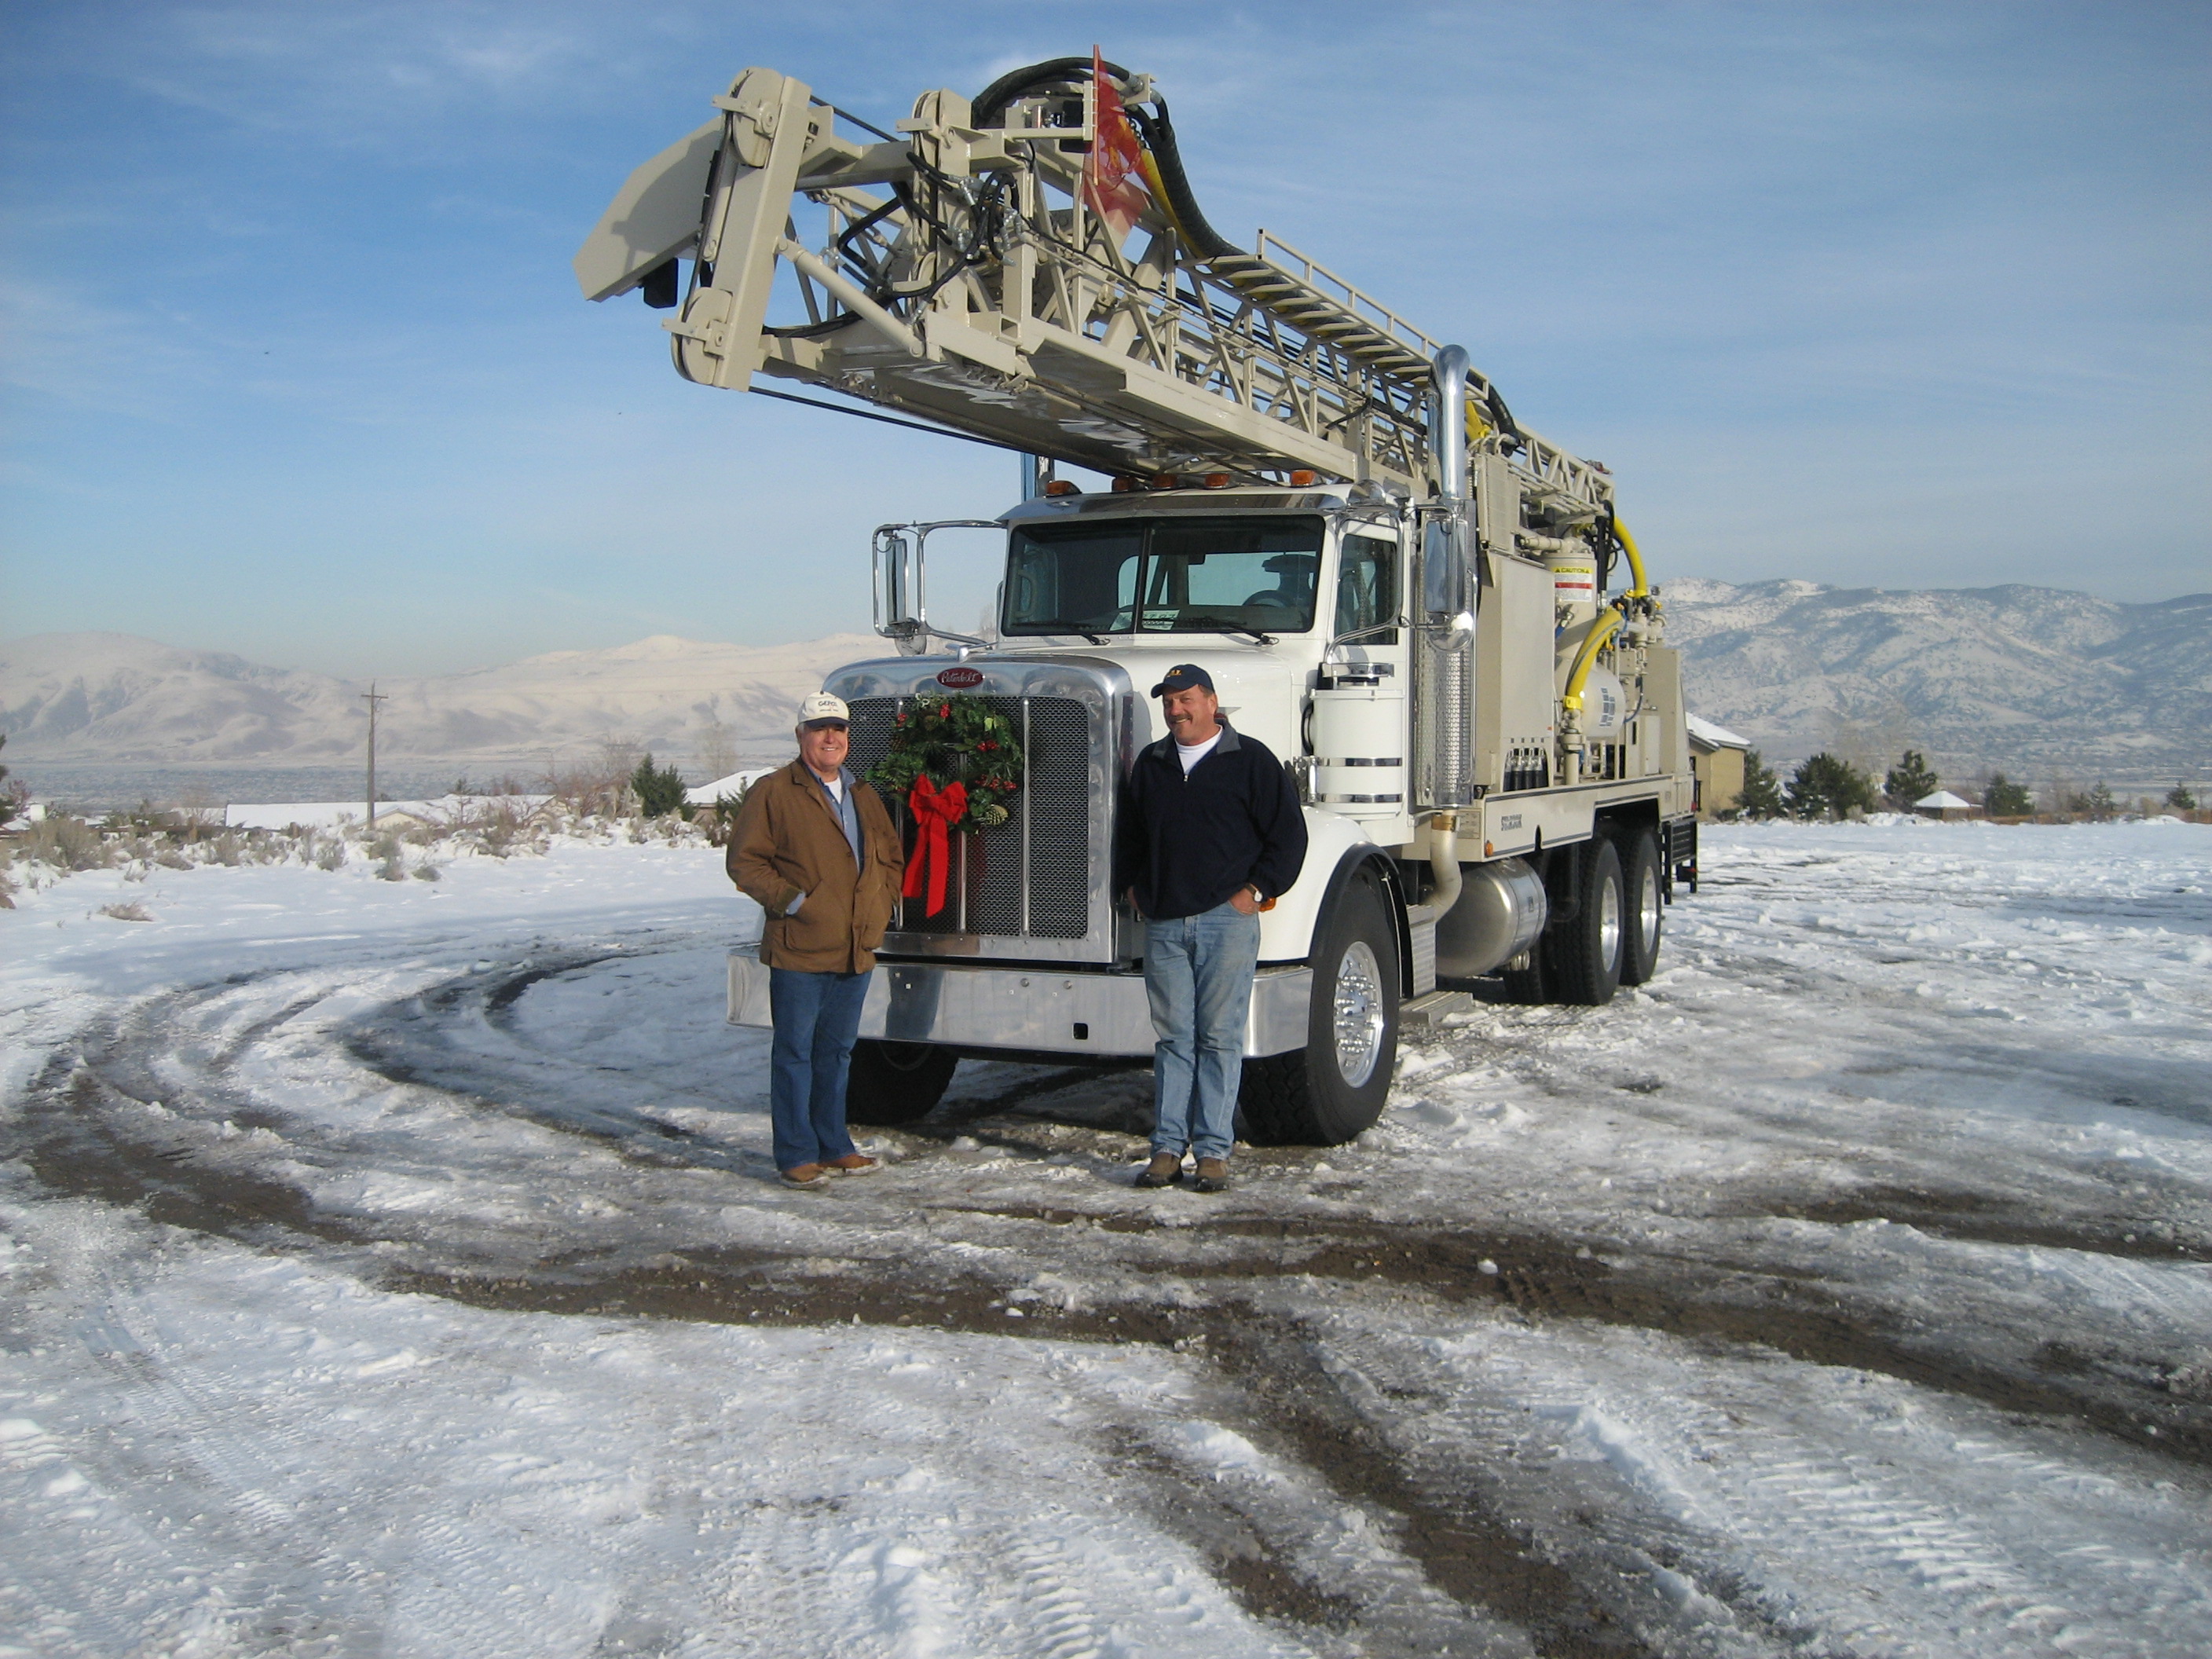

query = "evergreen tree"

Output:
[[2083, 780, 2116, 821], [1785, 752, 1876, 821], [630, 753, 690, 818], [2166, 782, 2197, 812], [0, 734, 14, 831], [1734, 749, 1784, 819], [1983, 773, 2034, 816], [1882, 749, 1940, 811]]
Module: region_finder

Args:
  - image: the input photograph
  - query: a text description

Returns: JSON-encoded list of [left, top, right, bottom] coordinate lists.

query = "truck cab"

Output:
[[727, 480, 1697, 1145]]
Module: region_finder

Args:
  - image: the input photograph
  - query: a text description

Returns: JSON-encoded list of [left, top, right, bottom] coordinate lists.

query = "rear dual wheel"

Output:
[[1620, 829, 1664, 987], [1545, 837, 1625, 1005], [1540, 828, 1664, 1005]]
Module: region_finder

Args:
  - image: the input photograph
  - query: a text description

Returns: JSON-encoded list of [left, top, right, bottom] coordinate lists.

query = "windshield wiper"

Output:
[[1018, 618, 1108, 644], [1177, 613, 1276, 646]]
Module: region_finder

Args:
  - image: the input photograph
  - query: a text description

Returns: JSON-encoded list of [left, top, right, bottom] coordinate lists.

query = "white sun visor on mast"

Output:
[[573, 119, 721, 302]]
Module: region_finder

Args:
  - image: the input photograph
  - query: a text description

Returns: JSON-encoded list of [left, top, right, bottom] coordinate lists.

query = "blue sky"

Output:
[[3, 0, 2206, 677]]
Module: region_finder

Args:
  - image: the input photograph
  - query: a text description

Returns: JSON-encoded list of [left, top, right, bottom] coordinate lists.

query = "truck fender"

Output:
[[1256, 808, 1375, 964]]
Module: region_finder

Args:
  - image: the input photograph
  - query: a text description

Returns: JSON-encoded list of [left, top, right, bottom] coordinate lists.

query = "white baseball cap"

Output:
[[797, 691, 850, 727]]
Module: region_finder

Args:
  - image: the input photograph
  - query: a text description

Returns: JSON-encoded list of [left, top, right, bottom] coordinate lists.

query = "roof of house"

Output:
[[1916, 789, 1973, 810], [685, 767, 780, 806], [1685, 712, 1752, 751]]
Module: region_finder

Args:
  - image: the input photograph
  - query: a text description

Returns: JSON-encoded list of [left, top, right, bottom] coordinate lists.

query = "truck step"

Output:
[[1399, 989, 1474, 1035]]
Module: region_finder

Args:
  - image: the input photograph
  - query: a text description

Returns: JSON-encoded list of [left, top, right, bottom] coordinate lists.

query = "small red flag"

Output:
[[1082, 46, 1149, 245]]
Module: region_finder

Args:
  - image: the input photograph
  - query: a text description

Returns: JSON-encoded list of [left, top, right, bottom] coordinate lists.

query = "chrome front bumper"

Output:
[[727, 949, 1312, 1060]]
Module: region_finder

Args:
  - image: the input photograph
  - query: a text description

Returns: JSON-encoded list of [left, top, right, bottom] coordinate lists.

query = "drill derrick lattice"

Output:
[[602, 63, 1611, 519]]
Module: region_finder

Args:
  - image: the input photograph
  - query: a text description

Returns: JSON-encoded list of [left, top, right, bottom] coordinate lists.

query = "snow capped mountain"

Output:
[[6, 580, 2204, 789], [1664, 580, 2211, 786], [0, 632, 880, 771]]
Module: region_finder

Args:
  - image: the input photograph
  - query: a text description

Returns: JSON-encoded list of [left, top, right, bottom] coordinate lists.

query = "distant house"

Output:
[[685, 767, 778, 808], [1914, 789, 1975, 822], [1686, 714, 1752, 820]]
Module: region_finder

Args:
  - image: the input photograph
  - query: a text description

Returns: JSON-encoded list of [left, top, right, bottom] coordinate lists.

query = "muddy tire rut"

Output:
[[9, 954, 2208, 1656]]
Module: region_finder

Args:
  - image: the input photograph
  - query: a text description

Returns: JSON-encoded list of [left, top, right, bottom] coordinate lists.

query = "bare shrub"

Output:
[[695, 715, 740, 785], [316, 838, 347, 872], [22, 814, 110, 872], [412, 862, 441, 882], [99, 901, 153, 922], [544, 756, 629, 820]]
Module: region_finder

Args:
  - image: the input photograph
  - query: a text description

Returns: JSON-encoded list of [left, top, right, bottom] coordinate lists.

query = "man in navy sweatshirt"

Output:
[[1115, 664, 1308, 1192]]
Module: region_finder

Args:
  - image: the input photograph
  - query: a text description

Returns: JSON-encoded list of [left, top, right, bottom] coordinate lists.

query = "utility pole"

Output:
[[363, 683, 388, 830]]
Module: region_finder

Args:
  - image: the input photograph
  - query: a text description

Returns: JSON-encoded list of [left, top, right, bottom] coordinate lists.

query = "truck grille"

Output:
[[848, 695, 1092, 940]]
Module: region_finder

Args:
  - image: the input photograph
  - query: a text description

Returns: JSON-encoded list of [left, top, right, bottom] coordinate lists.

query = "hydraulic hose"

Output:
[[1611, 514, 1650, 598], [970, 58, 1242, 262], [1127, 103, 1238, 258], [971, 57, 1126, 128], [1561, 608, 1622, 713]]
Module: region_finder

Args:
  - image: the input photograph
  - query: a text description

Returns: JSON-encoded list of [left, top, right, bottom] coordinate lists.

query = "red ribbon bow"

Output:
[[902, 776, 969, 917]]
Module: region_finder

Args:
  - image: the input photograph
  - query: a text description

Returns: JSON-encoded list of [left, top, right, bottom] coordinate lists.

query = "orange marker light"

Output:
[[1045, 479, 1081, 496], [1203, 472, 1231, 489], [1287, 469, 1317, 486]]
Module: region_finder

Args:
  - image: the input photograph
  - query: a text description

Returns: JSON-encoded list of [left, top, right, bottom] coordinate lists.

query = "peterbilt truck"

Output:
[[577, 54, 1697, 1145]]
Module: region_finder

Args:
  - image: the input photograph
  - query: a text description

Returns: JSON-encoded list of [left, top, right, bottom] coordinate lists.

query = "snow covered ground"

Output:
[[2, 819, 2207, 1657]]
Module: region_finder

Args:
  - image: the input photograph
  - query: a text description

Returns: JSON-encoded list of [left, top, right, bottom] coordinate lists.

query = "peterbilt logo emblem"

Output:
[[936, 666, 985, 689]]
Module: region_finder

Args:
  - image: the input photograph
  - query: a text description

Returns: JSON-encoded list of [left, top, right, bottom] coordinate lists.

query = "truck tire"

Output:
[[1238, 870, 1398, 1146], [845, 1039, 958, 1124], [1619, 827, 1664, 986], [1544, 836, 1624, 1005]]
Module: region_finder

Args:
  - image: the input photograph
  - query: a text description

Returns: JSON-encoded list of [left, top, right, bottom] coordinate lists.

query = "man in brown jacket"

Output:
[[727, 692, 904, 1185]]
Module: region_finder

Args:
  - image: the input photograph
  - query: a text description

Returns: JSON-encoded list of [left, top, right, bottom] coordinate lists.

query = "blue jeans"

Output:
[[1144, 902, 1262, 1161], [767, 968, 870, 1171]]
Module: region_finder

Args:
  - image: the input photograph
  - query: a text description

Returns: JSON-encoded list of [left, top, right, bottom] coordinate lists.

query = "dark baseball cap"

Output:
[[1149, 663, 1215, 698]]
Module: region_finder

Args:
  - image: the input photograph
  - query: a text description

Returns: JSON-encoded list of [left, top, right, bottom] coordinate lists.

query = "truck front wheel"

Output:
[[845, 1039, 958, 1124], [1238, 870, 1399, 1146]]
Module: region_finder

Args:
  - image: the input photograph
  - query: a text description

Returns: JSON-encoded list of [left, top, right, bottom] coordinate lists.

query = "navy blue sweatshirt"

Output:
[[1115, 720, 1309, 921]]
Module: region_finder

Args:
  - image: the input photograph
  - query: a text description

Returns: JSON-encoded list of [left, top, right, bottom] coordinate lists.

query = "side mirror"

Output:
[[873, 529, 921, 639]]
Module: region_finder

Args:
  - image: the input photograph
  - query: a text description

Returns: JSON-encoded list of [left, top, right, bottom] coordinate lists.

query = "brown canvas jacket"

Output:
[[726, 760, 904, 973]]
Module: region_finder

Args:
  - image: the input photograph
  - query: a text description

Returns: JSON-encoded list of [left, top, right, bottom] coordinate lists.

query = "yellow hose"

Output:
[[1135, 150, 1189, 244], [1561, 608, 1621, 712], [1612, 515, 1650, 597]]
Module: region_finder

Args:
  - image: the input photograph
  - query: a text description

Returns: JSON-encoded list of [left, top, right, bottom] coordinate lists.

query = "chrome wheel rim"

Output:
[[1332, 940, 1386, 1087], [1599, 874, 1622, 972], [1637, 864, 1662, 958]]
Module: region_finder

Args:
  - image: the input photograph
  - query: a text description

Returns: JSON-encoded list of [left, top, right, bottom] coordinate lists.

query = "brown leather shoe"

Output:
[[1133, 1152, 1185, 1188], [823, 1153, 879, 1174], [1192, 1157, 1230, 1193], [780, 1163, 829, 1187]]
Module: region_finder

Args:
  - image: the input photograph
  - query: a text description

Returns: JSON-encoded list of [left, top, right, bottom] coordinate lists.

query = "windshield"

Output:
[[1002, 515, 1323, 637]]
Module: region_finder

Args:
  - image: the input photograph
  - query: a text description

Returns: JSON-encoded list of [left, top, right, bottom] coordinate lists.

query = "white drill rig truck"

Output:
[[578, 53, 1698, 1145]]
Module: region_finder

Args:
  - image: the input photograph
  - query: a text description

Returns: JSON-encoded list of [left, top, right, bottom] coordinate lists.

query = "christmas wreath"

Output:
[[867, 693, 1025, 916]]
